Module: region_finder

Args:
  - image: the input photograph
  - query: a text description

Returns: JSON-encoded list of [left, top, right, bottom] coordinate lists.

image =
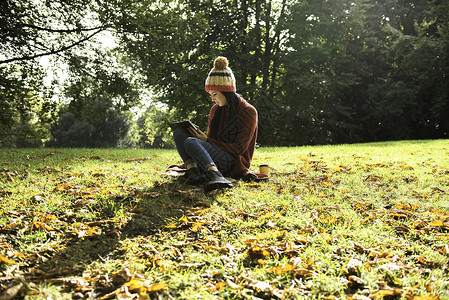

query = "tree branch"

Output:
[[17, 23, 105, 34], [0, 28, 104, 65]]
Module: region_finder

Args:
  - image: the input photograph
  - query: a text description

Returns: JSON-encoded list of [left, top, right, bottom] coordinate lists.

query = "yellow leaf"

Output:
[[13, 252, 26, 259], [370, 289, 402, 298], [268, 264, 295, 274], [147, 283, 167, 292], [215, 282, 226, 290], [243, 238, 258, 246], [125, 279, 145, 291], [306, 257, 314, 268], [268, 265, 284, 274], [295, 235, 309, 245], [155, 260, 169, 271], [55, 184, 69, 191], [163, 223, 177, 229], [191, 201, 210, 208], [41, 214, 57, 223], [429, 220, 444, 227], [1, 222, 21, 231], [408, 296, 441, 300], [434, 244, 448, 255], [415, 256, 435, 266], [261, 211, 273, 219], [361, 216, 376, 224], [0, 254, 15, 264], [292, 269, 314, 278], [191, 223, 202, 232], [412, 220, 426, 229], [247, 245, 270, 259], [32, 221, 55, 232]]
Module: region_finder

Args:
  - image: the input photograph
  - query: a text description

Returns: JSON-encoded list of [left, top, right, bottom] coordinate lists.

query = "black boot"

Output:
[[184, 167, 206, 185], [204, 170, 233, 192]]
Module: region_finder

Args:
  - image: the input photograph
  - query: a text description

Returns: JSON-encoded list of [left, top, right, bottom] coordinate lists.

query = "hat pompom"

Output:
[[214, 57, 228, 70]]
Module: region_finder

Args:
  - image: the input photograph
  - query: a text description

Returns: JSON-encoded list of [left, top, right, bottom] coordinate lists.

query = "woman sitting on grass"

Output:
[[173, 56, 258, 192]]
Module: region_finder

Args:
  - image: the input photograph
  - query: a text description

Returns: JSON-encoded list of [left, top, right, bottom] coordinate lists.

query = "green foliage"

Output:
[[0, 62, 57, 147], [1, 0, 449, 147], [47, 108, 130, 148], [279, 0, 449, 145], [136, 106, 177, 148], [0, 0, 109, 147], [63, 48, 141, 117], [0, 0, 106, 64], [45, 48, 141, 148], [114, 0, 290, 137]]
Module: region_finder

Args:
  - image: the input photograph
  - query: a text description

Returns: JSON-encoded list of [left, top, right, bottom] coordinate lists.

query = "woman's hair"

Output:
[[209, 92, 241, 141], [222, 92, 241, 116]]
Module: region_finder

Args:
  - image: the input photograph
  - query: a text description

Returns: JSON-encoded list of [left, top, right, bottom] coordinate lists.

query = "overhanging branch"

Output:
[[0, 28, 104, 65], [17, 23, 105, 33]]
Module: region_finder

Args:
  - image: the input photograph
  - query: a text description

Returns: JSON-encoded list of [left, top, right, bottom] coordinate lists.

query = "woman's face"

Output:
[[209, 91, 227, 107]]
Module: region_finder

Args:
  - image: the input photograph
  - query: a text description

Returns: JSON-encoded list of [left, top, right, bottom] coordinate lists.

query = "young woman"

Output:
[[173, 56, 258, 192]]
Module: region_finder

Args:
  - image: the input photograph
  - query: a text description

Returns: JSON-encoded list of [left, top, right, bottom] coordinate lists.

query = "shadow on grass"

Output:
[[26, 176, 209, 296]]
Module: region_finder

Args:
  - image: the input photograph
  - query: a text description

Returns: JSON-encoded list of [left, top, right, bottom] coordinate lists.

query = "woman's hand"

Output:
[[188, 127, 208, 141]]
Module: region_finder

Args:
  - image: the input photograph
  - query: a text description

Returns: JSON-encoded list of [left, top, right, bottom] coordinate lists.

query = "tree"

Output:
[[0, 0, 111, 147], [0, 61, 57, 147], [0, 0, 109, 65], [46, 46, 140, 147], [281, 0, 447, 145], [47, 107, 130, 148], [281, 0, 369, 145], [112, 0, 291, 144], [2, 0, 448, 147], [136, 106, 176, 148]]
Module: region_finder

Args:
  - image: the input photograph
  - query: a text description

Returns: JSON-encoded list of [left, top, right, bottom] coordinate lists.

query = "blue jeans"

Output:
[[173, 128, 235, 176]]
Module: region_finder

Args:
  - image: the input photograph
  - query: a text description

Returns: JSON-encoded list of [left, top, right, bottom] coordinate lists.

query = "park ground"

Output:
[[0, 140, 448, 299]]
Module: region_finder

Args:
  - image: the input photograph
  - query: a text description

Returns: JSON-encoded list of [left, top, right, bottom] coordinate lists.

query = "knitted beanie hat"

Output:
[[205, 56, 236, 93]]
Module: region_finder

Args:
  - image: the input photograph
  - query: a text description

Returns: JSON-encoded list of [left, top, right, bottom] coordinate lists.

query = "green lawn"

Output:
[[1, 140, 448, 299]]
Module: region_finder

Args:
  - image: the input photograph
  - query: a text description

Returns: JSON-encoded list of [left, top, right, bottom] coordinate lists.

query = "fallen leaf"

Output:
[[294, 235, 310, 245], [226, 278, 241, 290], [405, 296, 441, 300], [266, 220, 276, 228], [0, 254, 16, 265], [0, 282, 23, 300], [112, 268, 132, 285], [147, 282, 167, 292], [214, 282, 226, 291], [292, 269, 314, 278], [346, 258, 362, 275], [348, 275, 366, 288], [433, 244, 448, 255], [376, 262, 404, 272], [247, 245, 271, 260], [370, 289, 402, 298], [414, 256, 435, 267]]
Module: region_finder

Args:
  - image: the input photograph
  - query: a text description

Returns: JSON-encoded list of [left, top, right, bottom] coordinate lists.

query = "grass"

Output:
[[0, 140, 448, 299]]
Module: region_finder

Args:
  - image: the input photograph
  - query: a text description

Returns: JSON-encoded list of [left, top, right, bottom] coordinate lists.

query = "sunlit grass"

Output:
[[1, 140, 448, 299]]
